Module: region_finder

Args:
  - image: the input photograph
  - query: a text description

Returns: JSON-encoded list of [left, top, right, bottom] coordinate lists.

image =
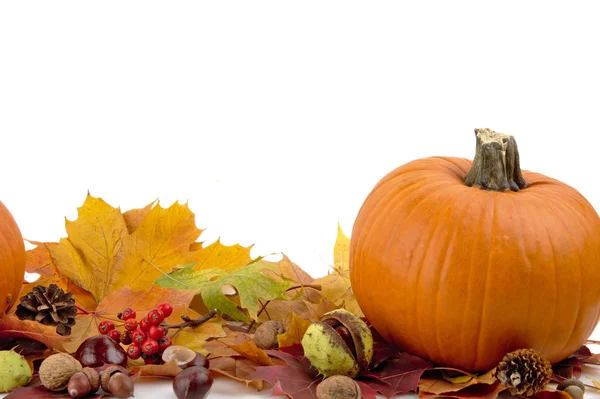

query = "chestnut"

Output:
[[74, 335, 128, 367], [173, 366, 213, 399]]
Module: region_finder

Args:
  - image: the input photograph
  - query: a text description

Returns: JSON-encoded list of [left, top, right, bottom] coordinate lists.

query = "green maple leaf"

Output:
[[154, 261, 294, 321]]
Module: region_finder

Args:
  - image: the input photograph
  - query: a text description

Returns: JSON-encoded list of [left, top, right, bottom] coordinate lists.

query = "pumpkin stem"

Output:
[[463, 128, 528, 191]]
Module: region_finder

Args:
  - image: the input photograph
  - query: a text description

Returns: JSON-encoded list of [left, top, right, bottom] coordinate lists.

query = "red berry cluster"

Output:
[[98, 302, 175, 365]]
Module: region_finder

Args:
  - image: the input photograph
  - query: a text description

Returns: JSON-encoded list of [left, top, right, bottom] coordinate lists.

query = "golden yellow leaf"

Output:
[[277, 312, 311, 347], [228, 339, 273, 366], [592, 379, 600, 390], [123, 200, 202, 291], [122, 200, 156, 233], [170, 318, 227, 354], [312, 224, 363, 316], [187, 239, 254, 272]]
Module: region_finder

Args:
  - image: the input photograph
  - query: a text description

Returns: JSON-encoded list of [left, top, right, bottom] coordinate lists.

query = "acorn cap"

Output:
[[81, 367, 100, 393], [557, 378, 585, 393], [320, 309, 373, 371], [100, 365, 124, 393]]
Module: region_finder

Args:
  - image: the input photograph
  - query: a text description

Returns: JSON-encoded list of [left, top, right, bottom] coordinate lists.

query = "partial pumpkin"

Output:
[[349, 128, 600, 372], [0, 201, 26, 319]]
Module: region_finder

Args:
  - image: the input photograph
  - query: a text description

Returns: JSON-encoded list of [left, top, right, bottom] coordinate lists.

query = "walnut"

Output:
[[253, 320, 285, 349], [39, 353, 82, 391], [316, 375, 360, 399]]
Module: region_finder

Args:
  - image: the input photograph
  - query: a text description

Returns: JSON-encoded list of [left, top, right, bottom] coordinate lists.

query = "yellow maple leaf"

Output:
[[277, 312, 311, 347], [312, 224, 363, 316], [30, 194, 256, 303], [187, 239, 253, 272]]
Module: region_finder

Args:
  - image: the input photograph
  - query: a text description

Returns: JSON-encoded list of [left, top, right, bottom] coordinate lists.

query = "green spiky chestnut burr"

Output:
[[0, 349, 33, 392], [301, 309, 373, 378]]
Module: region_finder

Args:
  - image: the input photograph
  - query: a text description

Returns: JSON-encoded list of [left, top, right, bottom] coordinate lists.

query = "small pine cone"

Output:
[[15, 284, 77, 336], [494, 348, 552, 397]]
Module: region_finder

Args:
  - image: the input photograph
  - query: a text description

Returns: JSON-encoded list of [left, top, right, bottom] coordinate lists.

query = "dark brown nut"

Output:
[[173, 366, 213, 399]]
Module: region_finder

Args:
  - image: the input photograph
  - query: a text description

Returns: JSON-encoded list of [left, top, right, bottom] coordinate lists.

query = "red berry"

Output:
[[121, 331, 133, 345], [158, 336, 172, 353], [108, 329, 121, 342], [157, 302, 173, 318], [124, 318, 138, 331], [131, 330, 147, 345], [142, 339, 159, 356], [121, 307, 136, 320], [127, 344, 142, 360], [139, 317, 151, 331], [98, 320, 115, 335], [148, 325, 165, 341], [147, 308, 165, 326]]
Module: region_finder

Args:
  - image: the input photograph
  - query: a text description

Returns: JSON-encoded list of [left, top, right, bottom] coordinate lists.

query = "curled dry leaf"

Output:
[[418, 368, 496, 395], [130, 360, 183, 378]]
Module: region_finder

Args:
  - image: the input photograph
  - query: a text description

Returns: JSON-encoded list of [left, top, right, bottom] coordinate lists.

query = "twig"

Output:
[[162, 309, 217, 335], [245, 284, 321, 333], [75, 304, 90, 314]]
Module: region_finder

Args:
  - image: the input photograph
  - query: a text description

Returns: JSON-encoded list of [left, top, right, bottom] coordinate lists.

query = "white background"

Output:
[[1, 2, 600, 398]]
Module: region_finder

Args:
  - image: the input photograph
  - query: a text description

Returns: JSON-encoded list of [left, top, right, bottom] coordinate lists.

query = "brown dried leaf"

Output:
[[418, 368, 496, 395], [130, 360, 183, 377], [210, 356, 264, 390]]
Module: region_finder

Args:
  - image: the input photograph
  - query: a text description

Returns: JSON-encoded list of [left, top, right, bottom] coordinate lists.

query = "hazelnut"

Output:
[[253, 320, 285, 349], [100, 365, 134, 398], [39, 353, 83, 391], [316, 375, 361, 399], [301, 309, 373, 378]]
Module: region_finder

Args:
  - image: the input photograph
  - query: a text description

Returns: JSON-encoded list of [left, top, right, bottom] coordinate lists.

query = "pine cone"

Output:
[[15, 284, 77, 336], [494, 348, 552, 397]]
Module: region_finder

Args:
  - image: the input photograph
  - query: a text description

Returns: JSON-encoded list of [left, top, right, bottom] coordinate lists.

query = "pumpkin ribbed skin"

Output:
[[0, 201, 26, 318], [349, 156, 600, 372]]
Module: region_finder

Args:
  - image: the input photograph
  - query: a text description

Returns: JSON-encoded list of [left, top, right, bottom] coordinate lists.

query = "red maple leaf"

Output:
[[358, 353, 432, 398], [246, 349, 322, 399]]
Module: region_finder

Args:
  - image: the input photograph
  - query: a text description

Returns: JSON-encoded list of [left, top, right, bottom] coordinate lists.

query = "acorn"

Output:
[[301, 309, 373, 378]]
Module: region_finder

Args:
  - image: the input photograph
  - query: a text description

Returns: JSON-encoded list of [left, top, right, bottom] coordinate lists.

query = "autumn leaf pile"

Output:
[[2, 194, 600, 399]]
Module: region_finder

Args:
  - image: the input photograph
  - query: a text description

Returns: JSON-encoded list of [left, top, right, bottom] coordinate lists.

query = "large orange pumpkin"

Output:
[[0, 200, 26, 319], [349, 128, 600, 372]]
